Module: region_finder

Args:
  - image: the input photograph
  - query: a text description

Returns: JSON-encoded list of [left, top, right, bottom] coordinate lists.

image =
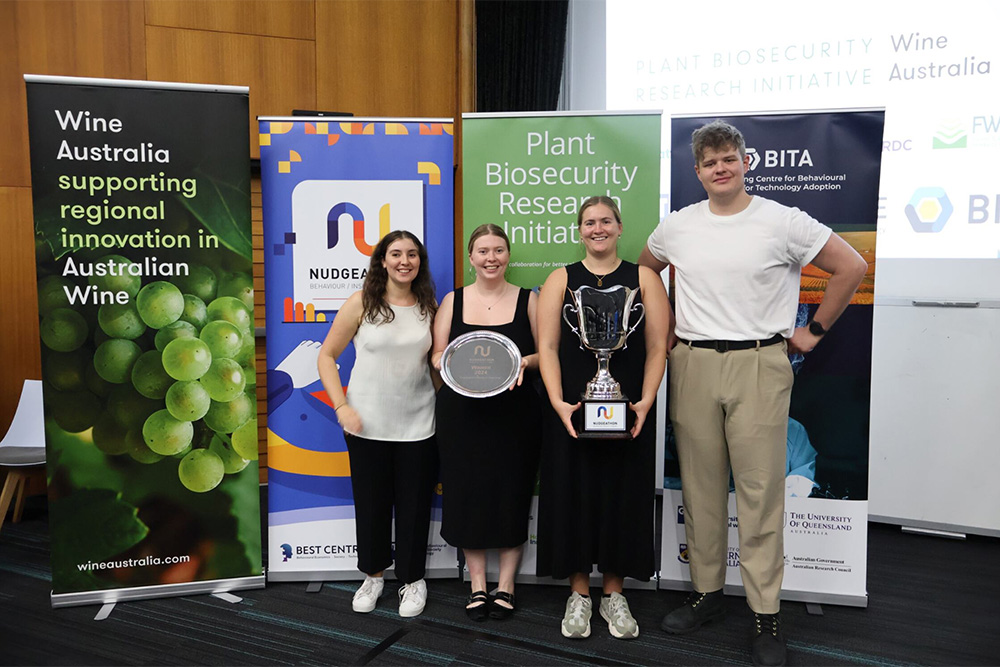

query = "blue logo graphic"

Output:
[[905, 187, 954, 233], [280, 544, 293, 562]]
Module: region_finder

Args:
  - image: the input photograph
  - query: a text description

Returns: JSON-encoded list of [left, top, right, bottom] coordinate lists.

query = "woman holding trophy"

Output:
[[317, 231, 439, 618], [536, 196, 669, 640], [432, 224, 542, 621]]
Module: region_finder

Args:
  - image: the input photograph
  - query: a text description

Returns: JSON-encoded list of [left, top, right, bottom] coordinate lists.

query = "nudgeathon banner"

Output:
[[462, 111, 663, 584], [259, 118, 455, 581], [25, 75, 263, 607], [660, 109, 883, 606]]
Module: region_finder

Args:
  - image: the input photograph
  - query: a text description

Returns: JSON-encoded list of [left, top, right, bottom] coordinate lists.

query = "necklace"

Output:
[[474, 282, 507, 310], [584, 260, 620, 287]]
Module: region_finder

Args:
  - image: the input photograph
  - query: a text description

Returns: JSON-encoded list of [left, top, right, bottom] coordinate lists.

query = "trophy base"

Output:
[[575, 397, 634, 440]]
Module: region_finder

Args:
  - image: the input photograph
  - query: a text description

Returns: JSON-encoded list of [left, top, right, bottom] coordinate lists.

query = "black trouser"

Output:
[[344, 434, 438, 584]]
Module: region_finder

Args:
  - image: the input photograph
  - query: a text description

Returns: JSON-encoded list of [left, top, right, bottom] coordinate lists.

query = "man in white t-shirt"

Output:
[[638, 120, 866, 667]]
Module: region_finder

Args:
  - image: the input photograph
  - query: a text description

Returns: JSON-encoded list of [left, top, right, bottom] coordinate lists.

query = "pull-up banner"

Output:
[[462, 111, 663, 290], [25, 75, 263, 607], [259, 117, 455, 581], [462, 111, 663, 584], [660, 109, 884, 607]]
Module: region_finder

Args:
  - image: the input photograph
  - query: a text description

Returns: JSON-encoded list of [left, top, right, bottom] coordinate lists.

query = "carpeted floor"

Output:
[[1, 492, 998, 666]]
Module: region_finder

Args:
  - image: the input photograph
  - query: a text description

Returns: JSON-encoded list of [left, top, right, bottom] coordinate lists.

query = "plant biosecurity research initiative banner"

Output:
[[660, 109, 884, 606], [462, 112, 662, 289], [462, 111, 662, 583], [259, 118, 455, 580], [25, 75, 263, 607]]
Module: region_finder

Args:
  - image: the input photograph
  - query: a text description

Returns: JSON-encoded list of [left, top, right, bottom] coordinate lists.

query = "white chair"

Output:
[[0, 379, 46, 534]]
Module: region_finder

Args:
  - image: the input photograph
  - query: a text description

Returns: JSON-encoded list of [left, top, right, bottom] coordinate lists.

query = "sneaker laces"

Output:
[[567, 596, 589, 623], [607, 595, 631, 622], [355, 578, 377, 599], [399, 582, 421, 605], [754, 613, 780, 637]]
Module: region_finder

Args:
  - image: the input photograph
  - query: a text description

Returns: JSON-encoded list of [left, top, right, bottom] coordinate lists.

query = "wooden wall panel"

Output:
[[1, 0, 146, 188], [145, 0, 316, 40], [145, 26, 316, 158], [316, 0, 458, 119], [0, 187, 41, 432], [0, 1, 26, 189]]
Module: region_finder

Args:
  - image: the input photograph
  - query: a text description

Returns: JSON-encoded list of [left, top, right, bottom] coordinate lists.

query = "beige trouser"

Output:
[[668, 340, 792, 614]]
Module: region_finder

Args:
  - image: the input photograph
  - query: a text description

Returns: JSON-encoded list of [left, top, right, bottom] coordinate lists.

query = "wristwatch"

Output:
[[808, 320, 827, 337]]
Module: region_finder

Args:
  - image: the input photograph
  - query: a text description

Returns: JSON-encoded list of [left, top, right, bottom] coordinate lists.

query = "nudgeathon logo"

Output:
[[933, 120, 967, 149], [597, 405, 615, 419], [291, 180, 424, 308], [905, 187, 954, 232]]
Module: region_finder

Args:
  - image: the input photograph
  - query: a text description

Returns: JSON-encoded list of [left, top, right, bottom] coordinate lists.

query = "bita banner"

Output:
[[25, 75, 263, 607], [259, 118, 455, 580], [462, 111, 662, 584], [660, 109, 883, 606]]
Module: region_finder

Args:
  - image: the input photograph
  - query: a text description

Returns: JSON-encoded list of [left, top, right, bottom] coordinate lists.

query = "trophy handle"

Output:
[[562, 303, 582, 341], [622, 302, 645, 349]]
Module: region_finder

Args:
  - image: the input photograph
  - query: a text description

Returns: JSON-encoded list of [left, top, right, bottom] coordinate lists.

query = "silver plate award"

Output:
[[440, 330, 522, 398]]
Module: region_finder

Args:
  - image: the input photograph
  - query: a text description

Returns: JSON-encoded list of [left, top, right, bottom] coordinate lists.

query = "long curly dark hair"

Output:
[[361, 230, 437, 324]]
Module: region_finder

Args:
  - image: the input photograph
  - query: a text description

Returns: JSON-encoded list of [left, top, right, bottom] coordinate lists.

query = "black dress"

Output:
[[436, 287, 542, 549], [536, 261, 656, 581]]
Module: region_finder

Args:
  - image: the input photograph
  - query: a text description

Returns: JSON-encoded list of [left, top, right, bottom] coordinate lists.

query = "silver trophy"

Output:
[[562, 285, 645, 438]]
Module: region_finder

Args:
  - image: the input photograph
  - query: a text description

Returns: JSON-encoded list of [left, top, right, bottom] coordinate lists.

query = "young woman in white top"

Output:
[[318, 230, 438, 618]]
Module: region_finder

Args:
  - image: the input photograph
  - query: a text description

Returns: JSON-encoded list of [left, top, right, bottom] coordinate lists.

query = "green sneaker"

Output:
[[600, 592, 639, 639], [561, 592, 592, 638]]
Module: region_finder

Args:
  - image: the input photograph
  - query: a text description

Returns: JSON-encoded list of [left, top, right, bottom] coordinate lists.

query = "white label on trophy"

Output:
[[584, 402, 627, 430]]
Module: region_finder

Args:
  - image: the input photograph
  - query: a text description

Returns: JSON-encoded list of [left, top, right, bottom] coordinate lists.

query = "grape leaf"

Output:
[[177, 168, 252, 260], [218, 462, 263, 574], [50, 489, 149, 593], [46, 421, 125, 493]]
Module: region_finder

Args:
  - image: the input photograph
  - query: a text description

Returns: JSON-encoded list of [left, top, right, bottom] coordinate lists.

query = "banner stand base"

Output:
[[658, 578, 868, 608], [52, 574, 265, 609], [268, 567, 458, 584], [94, 602, 115, 621]]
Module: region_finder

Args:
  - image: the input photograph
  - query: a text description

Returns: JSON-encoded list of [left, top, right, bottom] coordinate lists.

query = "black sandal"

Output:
[[489, 590, 515, 620], [466, 590, 490, 622]]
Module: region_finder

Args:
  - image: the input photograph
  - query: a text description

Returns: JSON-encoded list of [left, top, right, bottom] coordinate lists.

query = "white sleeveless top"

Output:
[[345, 303, 435, 441]]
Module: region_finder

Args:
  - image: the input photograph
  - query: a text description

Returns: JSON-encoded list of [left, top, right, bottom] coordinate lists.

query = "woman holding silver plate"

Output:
[[432, 224, 542, 621], [536, 196, 669, 640]]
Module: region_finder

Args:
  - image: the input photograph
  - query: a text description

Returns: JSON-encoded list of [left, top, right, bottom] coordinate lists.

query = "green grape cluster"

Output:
[[38, 255, 259, 494]]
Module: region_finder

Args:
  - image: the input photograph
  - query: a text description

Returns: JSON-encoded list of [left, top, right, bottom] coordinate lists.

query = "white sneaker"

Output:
[[398, 579, 427, 617], [600, 591, 639, 639], [352, 575, 384, 613], [561, 592, 593, 638]]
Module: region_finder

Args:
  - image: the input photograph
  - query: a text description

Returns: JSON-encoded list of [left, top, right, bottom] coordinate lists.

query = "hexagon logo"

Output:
[[745, 147, 761, 171], [905, 187, 953, 233]]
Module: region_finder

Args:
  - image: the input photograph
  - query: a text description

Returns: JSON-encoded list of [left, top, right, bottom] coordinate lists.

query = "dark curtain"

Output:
[[476, 0, 569, 112]]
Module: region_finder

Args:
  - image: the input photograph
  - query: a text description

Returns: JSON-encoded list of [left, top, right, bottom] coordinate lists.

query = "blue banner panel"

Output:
[[660, 110, 884, 605], [259, 119, 455, 578]]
